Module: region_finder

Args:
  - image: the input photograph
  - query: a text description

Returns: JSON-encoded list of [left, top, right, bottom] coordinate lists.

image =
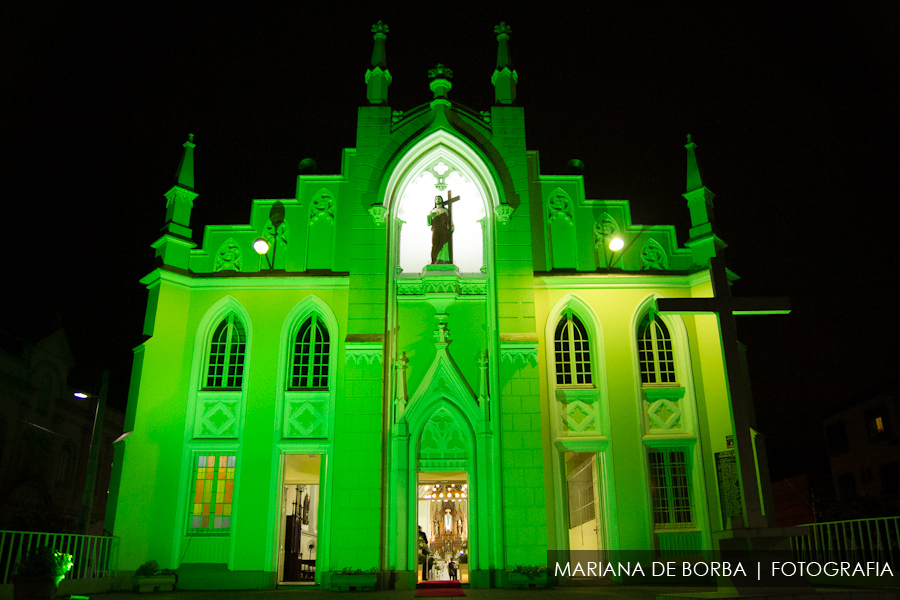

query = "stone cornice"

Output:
[[140, 268, 350, 290]]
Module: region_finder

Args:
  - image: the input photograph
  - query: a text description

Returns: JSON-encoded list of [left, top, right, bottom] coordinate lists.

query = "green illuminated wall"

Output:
[[110, 26, 750, 591]]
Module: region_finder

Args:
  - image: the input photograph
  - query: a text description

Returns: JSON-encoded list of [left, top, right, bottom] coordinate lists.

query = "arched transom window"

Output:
[[638, 314, 676, 386], [554, 312, 592, 386], [206, 314, 246, 389], [291, 315, 330, 389]]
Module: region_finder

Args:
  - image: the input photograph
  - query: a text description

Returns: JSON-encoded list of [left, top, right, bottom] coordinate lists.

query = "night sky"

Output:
[[4, 4, 897, 481]]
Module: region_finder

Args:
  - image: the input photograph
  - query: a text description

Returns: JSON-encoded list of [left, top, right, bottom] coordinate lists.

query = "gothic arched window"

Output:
[[554, 312, 592, 386], [638, 314, 676, 386], [291, 315, 330, 389], [205, 314, 246, 389]]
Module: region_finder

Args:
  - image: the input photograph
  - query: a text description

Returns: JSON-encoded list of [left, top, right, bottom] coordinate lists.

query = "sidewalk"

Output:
[[83, 585, 898, 600]]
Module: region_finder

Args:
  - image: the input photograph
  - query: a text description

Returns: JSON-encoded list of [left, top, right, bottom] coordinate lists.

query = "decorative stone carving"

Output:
[[165, 186, 196, 210], [641, 239, 668, 270], [496, 204, 514, 224], [459, 280, 487, 295], [346, 343, 382, 365], [419, 407, 467, 470], [566, 400, 599, 434], [283, 394, 328, 438], [500, 342, 538, 367], [593, 213, 619, 246], [396, 279, 425, 295], [310, 189, 335, 222], [368, 205, 387, 225], [548, 188, 573, 221], [214, 238, 242, 272], [644, 387, 686, 432], [195, 396, 240, 438]]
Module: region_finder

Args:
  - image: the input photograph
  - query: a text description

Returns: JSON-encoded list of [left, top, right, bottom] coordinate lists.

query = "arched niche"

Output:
[[383, 132, 500, 276]]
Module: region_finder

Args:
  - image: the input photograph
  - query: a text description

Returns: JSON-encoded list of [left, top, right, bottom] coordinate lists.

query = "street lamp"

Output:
[[74, 369, 109, 535]]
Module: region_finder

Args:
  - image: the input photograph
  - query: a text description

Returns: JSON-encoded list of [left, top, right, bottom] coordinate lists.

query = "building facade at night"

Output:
[[109, 24, 761, 589]]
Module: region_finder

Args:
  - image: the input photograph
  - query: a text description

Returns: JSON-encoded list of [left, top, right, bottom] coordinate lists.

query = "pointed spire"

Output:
[[681, 135, 725, 266], [174, 133, 196, 190], [365, 20, 391, 104], [491, 22, 518, 105], [494, 21, 513, 70], [685, 133, 703, 192], [154, 134, 198, 269]]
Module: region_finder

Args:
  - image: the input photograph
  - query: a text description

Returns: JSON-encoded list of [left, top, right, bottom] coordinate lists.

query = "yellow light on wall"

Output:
[[253, 238, 270, 254], [609, 237, 624, 251]]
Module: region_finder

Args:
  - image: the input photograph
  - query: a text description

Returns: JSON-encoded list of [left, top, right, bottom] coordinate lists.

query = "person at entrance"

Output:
[[418, 526, 430, 581]]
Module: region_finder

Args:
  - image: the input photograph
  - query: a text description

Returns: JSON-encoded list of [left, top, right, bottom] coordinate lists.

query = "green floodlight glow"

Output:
[[609, 237, 625, 251], [253, 238, 270, 254], [74, 392, 88, 399]]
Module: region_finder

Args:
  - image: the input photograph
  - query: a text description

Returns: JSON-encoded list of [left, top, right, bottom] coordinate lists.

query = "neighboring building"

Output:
[[823, 379, 900, 512], [771, 475, 816, 527], [0, 328, 124, 535], [109, 24, 778, 589]]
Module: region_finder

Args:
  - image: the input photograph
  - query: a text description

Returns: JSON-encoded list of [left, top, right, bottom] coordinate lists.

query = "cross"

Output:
[[656, 257, 790, 530], [443, 190, 460, 263]]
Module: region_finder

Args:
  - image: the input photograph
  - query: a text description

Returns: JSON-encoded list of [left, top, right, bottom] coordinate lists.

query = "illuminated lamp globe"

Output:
[[608, 237, 625, 252], [253, 238, 270, 254], [74, 392, 88, 399]]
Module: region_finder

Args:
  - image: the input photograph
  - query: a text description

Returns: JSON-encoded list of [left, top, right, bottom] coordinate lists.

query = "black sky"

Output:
[[3, 3, 897, 479]]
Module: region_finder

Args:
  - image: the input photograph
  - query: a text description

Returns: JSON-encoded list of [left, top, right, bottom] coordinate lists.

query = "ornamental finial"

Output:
[[372, 20, 388, 36], [428, 63, 454, 80], [494, 22, 511, 36]]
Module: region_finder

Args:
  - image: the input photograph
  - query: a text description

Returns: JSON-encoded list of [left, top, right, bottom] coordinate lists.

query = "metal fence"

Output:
[[791, 517, 900, 569], [0, 530, 118, 585]]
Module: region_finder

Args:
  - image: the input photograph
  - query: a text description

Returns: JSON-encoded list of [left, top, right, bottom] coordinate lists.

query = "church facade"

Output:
[[108, 23, 757, 590]]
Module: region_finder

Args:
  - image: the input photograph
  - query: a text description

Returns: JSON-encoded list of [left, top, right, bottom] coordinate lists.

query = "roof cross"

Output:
[[657, 257, 790, 529]]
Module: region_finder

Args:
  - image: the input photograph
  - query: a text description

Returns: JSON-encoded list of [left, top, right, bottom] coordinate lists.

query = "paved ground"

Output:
[[81, 585, 898, 600]]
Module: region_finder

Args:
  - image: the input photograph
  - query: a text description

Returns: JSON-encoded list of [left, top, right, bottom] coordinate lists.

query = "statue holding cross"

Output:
[[428, 191, 460, 265]]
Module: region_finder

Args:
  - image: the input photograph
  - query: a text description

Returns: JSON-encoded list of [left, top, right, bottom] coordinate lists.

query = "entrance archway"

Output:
[[416, 472, 469, 583]]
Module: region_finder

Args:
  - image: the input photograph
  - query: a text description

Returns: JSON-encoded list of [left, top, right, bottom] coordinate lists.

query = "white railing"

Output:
[[0, 530, 118, 585], [791, 517, 900, 569]]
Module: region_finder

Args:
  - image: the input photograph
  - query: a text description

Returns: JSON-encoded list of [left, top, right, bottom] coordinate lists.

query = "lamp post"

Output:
[[254, 238, 272, 270], [75, 369, 109, 535]]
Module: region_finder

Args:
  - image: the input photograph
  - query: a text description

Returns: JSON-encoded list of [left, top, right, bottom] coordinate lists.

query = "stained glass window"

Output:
[[638, 314, 676, 385], [554, 312, 592, 386], [291, 315, 330, 389], [206, 315, 246, 388], [648, 449, 693, 528], [189, 454, 236, 534]]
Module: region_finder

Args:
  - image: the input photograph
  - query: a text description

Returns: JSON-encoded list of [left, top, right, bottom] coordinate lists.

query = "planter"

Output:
[[132, 574, 177, 593], [331, 573, 377, 592], [12, 576, 62, 600], [507, 571, 548, 589]]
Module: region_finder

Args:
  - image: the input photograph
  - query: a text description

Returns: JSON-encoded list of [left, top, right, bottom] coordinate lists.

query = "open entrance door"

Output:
[[278, 454, 320, 585], [416, 472, 469, 584], [565, 452, 607, 576]]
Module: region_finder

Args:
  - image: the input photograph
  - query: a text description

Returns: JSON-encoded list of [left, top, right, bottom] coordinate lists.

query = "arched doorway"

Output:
[[415, 406, 471, 583]]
